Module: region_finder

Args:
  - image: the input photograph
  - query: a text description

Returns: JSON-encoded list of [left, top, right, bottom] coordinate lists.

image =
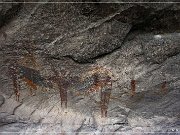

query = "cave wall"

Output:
[[0, 0, 180, 134]]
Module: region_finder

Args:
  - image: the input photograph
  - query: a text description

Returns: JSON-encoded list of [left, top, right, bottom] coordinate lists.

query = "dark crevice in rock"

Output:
[[75, 119, 86, 135], [78, 1, 120, 19], [60, 53, 98, 64], [47, 55, 67, 61], [114, 5, 153, 25], [0, 95, 5, 107], [113, 121, 128, 125], [12, 103, 23, 115], [166, 52, 180, 61], [114, 126, 124, 132], [64, 55, 95, 64], [146, 51, 180, 65], [58, 55, 94, 64], [45, 54, 92, 64], [46, 100, 60, 115], [0, 121, 17, 127], [0, 3, 23, 28], [131, 5, 180, 33]]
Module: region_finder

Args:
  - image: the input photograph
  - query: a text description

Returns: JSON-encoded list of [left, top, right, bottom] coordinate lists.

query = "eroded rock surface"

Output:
[[0, 0, 180, 134]]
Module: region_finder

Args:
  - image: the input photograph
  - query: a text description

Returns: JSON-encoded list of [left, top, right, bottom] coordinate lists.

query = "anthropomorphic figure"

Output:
[[7, 60, 52, 101], [81, 66, 115, 117], [100, 76, 112, 117], [18, 42, 40, 95], [7, 42, 52, 101], [48, 64, 69, 108], [161, 81, 167, 94], [8, 62, 20, 101], [131, 79, 136, 97]]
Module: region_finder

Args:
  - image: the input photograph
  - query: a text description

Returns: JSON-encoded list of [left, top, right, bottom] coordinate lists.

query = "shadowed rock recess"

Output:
[[0, 0, 180, 134]]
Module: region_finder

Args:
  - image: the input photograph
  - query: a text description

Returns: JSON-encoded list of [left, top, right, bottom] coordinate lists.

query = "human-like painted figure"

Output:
[[81, 66, 115, 117], [48, 67, 69, 108], [131, 79, 136, 97], [8, 61, 20, 101]]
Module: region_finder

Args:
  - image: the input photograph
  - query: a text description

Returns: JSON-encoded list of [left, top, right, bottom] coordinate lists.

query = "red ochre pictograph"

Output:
[[81, 66, 115, 117]]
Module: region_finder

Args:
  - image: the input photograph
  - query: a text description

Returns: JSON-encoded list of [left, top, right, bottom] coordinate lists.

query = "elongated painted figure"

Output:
[[8, 62, 53, 101], [81, 66, 114, 117], [48, 61, 69, 108], [48, 73, 69, 108], [131, 79, 136, 97], [100, 76, 112, 117], [161, 81, 167, 94], [8, 62, 20, 101]]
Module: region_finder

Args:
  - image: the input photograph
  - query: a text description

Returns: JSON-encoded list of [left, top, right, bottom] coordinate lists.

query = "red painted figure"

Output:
[[131, 79, 136, 97], [80, 66, 115, 117], [100, 76, 112, 117], [161, 81, 167, 94], [8, 62, 20, 101], [88, 71, 113, 117], [48, 69, 69, 108]]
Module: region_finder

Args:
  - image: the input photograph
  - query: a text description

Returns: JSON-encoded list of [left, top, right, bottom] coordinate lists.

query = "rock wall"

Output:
[[0, 0, 180, 134]]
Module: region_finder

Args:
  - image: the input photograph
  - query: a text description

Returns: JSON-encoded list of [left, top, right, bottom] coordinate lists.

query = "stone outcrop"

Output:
[[0, 0, 180, 134]]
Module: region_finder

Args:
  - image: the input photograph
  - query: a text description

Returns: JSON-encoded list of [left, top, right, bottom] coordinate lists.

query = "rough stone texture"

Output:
[[0, 0, 180, 134]]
